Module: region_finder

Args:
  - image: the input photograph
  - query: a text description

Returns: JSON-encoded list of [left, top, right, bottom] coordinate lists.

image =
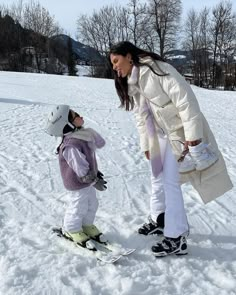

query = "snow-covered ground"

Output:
[[0, 71, 235, 295], [76, 65, 92, 77]]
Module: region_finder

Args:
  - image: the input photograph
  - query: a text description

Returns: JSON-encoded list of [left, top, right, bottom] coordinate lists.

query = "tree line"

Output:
[[0, 0, 77, 75], [77, 0, 236, 90]]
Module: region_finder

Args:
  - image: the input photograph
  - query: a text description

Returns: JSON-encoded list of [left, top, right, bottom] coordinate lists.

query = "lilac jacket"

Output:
[[58, 129, 105, 191]]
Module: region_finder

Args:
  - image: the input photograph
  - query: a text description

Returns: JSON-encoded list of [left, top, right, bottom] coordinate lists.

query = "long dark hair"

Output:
[[109, 41, 167, 111], [62, 110, 74, 134]]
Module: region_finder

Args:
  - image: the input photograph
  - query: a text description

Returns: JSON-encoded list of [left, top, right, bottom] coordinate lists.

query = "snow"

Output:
[[166, 55, 186, 60], [76, 65, 92, 77], [0, 71, 236, 295]]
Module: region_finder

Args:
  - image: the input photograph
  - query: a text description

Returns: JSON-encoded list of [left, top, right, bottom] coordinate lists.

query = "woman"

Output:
[[109, 41, 233, 257]]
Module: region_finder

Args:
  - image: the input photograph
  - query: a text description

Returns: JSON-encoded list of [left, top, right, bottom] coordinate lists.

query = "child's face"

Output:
[[71, 110, 84, 128]]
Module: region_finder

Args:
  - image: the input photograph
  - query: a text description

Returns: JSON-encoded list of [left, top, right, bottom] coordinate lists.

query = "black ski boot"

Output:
[[152, 235, 188, 257], [138, 213, 164, 236]]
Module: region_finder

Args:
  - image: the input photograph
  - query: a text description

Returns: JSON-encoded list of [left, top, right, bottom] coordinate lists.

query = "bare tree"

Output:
[[126, 0, 148, 47], [23, 1, 61, 37], [98, 6, 118, 52], [77, 14, 98, 51], [8, 0, 24, 24], [115, 6, 131, 42], [148, 0, 182, 58], [210, 0, 236, 88], [77, 6, 121, 78], [183, 9, 200, 74], [77, 1, 156, 58], [182, 9, 207, 84], [199, 7, 211, 85], [23, 0, 62, 72], [0, 0, 64, 73], [0, 4, 9, 17], [77, 6, 118, 56]]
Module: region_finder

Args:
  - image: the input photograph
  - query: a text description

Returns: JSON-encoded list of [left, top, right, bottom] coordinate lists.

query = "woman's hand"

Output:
[[185, 139, 202, 147], [178, 140, 202, 162], [144, 151, 150, 160]]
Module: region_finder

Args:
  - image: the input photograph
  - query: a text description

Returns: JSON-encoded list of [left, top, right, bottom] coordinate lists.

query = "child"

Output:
[[45, 105, 107, 249]]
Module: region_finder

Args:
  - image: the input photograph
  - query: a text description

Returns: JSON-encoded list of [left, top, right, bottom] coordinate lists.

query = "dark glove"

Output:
[[97, 170, 104, 179], [79, 171, 96, 184], [93, 178, 107, 191]]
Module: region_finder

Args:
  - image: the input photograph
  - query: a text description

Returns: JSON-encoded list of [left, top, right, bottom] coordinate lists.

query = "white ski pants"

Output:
[[150, 135, 189, 238], [63, 186, 98, 233]]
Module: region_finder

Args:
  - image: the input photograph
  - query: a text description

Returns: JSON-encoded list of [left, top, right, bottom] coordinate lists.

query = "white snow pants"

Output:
[[150, 135, 189, 238], [63, 186, 98, 233]]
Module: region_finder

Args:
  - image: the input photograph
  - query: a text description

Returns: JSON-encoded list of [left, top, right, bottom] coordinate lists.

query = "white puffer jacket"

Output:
[[129, 58, 233, 203]]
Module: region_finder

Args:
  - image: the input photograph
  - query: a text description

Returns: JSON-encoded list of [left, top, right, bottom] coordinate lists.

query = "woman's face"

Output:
[[110, 53, 133, 78], [70, 110, 84, 128]]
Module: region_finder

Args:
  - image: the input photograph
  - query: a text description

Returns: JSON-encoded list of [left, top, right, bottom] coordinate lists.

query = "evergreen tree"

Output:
[[67, 36, 77, 76]]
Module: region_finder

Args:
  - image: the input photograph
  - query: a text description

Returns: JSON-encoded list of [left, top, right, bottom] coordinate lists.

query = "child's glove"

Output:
[[93, 175, 107, 191], [79, 170, 107, 190], [97, 170, 104, 179], [93, 179, 107, 191], [79, 172, 96, 184]]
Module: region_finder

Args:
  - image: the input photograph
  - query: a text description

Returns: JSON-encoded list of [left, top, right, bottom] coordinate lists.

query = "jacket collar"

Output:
[[127, 65, 139, 85], [127, 66, 139, 96]]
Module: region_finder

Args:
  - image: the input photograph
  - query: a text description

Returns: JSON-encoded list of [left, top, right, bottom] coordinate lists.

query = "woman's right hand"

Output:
[[145, 151, 150, 160]]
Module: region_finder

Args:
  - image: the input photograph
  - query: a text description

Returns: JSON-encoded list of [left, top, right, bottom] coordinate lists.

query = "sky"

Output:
[[0, 0, 236, 39], [0, 69, 236, 294]]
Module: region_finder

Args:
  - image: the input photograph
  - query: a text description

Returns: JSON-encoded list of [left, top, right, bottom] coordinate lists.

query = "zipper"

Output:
[[132, 85, 166, 135]]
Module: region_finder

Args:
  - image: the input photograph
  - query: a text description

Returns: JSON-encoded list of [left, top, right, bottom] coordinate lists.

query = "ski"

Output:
[[52, 227, 122, 264], [91, 235, 136, 256]]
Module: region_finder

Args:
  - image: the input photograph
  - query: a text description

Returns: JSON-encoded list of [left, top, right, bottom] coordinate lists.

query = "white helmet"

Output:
[[45, 105, 73, 137]]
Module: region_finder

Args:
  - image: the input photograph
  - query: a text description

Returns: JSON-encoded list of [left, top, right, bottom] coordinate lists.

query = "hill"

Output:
[[51, 34, 103, 64]]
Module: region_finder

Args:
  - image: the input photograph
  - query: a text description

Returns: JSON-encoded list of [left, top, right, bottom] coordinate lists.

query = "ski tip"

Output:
[[123, 248, 136, 255], [97, 255, 122, 264]]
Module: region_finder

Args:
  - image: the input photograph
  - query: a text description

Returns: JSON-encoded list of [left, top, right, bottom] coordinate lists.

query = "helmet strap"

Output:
[[67, 122, 76, 129]]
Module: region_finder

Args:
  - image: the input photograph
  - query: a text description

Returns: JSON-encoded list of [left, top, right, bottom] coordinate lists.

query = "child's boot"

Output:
[[179, 152, 196, 173], [63, 229, 94, 249], [189, 142, 218, 171], [83, 224, 107, 243]]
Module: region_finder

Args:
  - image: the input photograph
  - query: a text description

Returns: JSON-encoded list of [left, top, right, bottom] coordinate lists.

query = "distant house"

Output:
[[21, 46, 36, 55], [183, 73, 194, 84]]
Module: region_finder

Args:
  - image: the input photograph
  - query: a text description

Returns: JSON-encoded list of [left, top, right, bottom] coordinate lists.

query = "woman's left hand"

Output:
[[185, 139, 202, 147]]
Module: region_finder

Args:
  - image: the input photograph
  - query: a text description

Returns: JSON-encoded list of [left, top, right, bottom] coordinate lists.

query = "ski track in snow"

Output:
[[0, 72, 236, 295]]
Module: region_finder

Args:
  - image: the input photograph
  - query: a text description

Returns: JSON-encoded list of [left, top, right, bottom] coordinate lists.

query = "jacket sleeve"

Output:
[[133, 97, 149, 152], [63, 146, 90, 177], [154, 63, 203, 141]]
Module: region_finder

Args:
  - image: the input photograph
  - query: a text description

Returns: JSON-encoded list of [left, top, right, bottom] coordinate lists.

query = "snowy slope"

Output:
[[0, 71, 235, 295]]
